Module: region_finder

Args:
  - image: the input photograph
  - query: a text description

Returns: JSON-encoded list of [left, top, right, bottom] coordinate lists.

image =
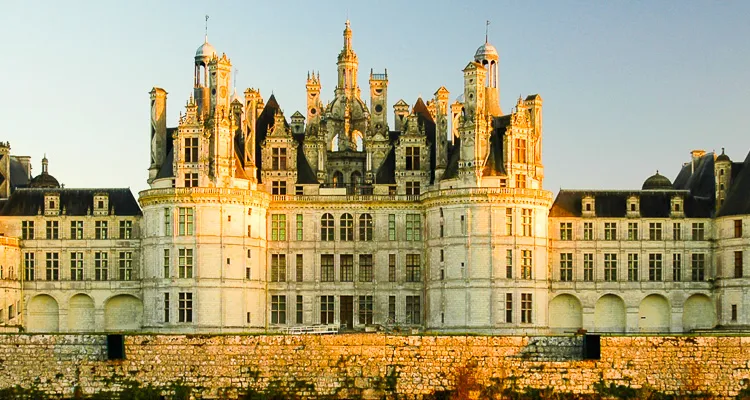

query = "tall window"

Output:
[[505, 208, 513, 235], [340, 255, 353, 282], [405, 146, 420, 170], [320, 255, 334, 282], [388, 296, 396, 323], [388, 214, 396, 240], [506, 250, 513, 279], [359, 254, 373, 282], [604, 222, 617, 240], [627, 223, 638, 241], [340, 213, 353, 241], [649, 253, 663, 281], [271, 214, 286, 241], [521, 209, 532, 236], [515, 138, 527, 163], [649, 223, 662, 241], [388, 254, 396, 282], [405, 296, 421, 325], [178, 292, 193, 323], [583, 222, 593, 240], [178, 208, 194, 236], [505, 293, 513, 323], [734, 220, 743, 238], [118, 252, 133, 280], [271, 295, 287, 324], [296, 295, 303, 324], [672, 254, 682, 282], [24, 252, 35, 281], [734, 251, 743, 278], [178, 248, 193, 279], [515, 174, 526, 188], [296, 214, 303, 241], [406, 254, 421, 282], [691, 222, 705, 240], [184, 173, 198, 187], [119, 220, 133, 239], [296, 254, 303, 282], [560, 253, 573, 281], [272, 180, 287, 195], [320, 296, 334, 324], [583, 253, 594, 281], [164, 208, 172, 236], [184, 137, 198, 162], [673, 222, 681, 240], [95, 252, 108, 281], [691, 253, 705, 281], [70, 221, 83, 240], [406, 214, 421, 241], [22, 221, 34, 240], [271, 254, 286, 282], [163, 293, 170, 323], [321, 213, 334, 241], [604, 253, 618, 281], [560, 222, 572, 240], [627, 254, 639, 281], [521, 250, 532, 280], [95, 221, 108, 239], [520, 293, 532, 323], [405, 181, 420, 196], [358, 296, 373, 325], [271, 147, 287, 170], [163, 249, 170, 278], [45, 252, 59, 281], [45, 221, 59, 240], [358, 214, 373, 241], [70, 252, 84, 281]]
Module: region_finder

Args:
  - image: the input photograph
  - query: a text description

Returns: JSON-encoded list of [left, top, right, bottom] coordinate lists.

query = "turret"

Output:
[[474, 39, 501, 116], [194, 36, 216, 119], [336, 20, 360, 99], [715, 148, 732, 210], [0, 142, 10, 198], [149, 87, 168, 183], [369, 69, 388, 134], [290, 111, 305, 135], [306, 72, 322, 127], [434, 87, 450, 181], [393, 100, 409, 132]]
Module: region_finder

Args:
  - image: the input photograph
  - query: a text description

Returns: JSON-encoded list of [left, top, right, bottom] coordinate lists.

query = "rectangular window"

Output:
[[163, 249, 170, 278], [271, 254, 286, 282], [388, 214, 396, 241], [359, 214, 373, 241], [388, 254, 396, 282], [731, 305, 738, 322], [24, 252, 35, 281], [583, 222, 593, 241], [271, 214, 286, 241], [406, 254, 421, 282], [178, 292, 193, 323], [359, 254, 373, 282], [604, 222, 617, 241], [70, 221, 83, 240], [560, 253, 573, 281], [673, 222, 681, 240], [184, 137, 198, 162], [320, 295, 334, 324], [515, 174, 526, 188], [627, 222, 638, 241], [521, 209, 532, 236], [340, 254, 353, 282], [388, 296, 396, 323], [163, 293, 170, 323], [521, 250, 532, 280], [649, 253, 663, 281], [506, 249, 513, 279], [70, 252, 84, 281], [320, 254, 334, 282], [358, 295, 373, 325], [119, 220, 133, 239], [627, 253, 639, 282], [734, 220, 743, 238], [296, 254, 303, 282], [340, 215, 353, 241], [296, 214, 303, 241], [649, 222, 662, 241], [271, 147, 287, 170], [405, 181, 421, 196], [505, 293, 513, 323], [672, 253, 682, 282], [271, 295, 287, 324], [560, 222, 573, 240], [405, 146, 420, 170], [405, 296, 421, 325], [45, 252, 59, 281], [272, 180, 287, 195], [691, 253, 705, 281], [296, 295, 303, 324], [94, 252, 108, 281], [405, 214, 421, 241], [178, 208, 194, 236], [506, 208, 513, 235], [45, 220, 59, 240], [520, 293, 532, 324], [178, 248, 193, 279], [692, 222, 705, 241], [583, 253, 594, 281], [734, 251, 743, 278], [184, 173, 198, 188], [164, 208, 172, 236], [22, 221, 34, 240], [95, 221, 108, 239], [515, 138, 527, 163], [118, 251, 133, 280], [321, 214, 334, 241], [604, 253, 618, 281]]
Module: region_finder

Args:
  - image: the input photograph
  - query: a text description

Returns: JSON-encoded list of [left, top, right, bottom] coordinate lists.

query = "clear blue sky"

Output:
[[2, 1, 749, 195]]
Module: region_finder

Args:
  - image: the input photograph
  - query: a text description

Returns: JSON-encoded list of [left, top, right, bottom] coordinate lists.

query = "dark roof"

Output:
[[642, 172, 672, 190], [375, 145, 397, 184], [412, 98, 437, 183], [255, 95, 286, 183], [155, 148, 174, 179], [28, 172, 60, 189], [9, 157, 29, 190], [673, 152, 715, 200], [550, 189, 713, 218], [0, 188, 142, 216], [442, 137, 461, 180], [717, 149, 750, 217], [292, 133, 318, 184], [483, 115, 510, 177]]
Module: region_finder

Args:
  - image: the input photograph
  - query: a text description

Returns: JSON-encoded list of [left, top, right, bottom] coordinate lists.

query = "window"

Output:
[[24, 253, 34, 281], [627, 254, 639, 282], [627, 223, 638, 241], [735, 220, 743, 238], [405, 296, 421, 325], [296, 214, 303, 241], [163, 249, 170, 278], [271, 147, 287, 170], [583, 222, 593, 240], [649, 253, 663, 281], [70, 252, 84, 281], [506, 249, 513, 279], [271, 214, 286, 241], [505, 294, 513, 323], [178, 292, 193, 323], [406, 254, 421, 282], [296, 185, 303, 195], [358, 296, 373, 325], [515, 138, 527, 163], [406, 146, 420, 170], [521, 250, 532, 280], [296, 295, 303, 324], [359, 254, 373, 282], [70, 221, 83, 240], [673, 222, 681, 241], [583, 253, 594, 281], [691, 253, 705, 281], [388, 214, 397, 241], [388, 296, 396, 323], [177, 248, 193, 279], [22, 221, 34, 240], [118, 251, 133, 280], [460, 215, 466, 234], [164, 208, 172, 236], [163, 293, 170, 323], [46, 221, 59, 239], [406, 214, 421, 241], [515, 174, 526, 188], [604, 222, 617, 240], [184, 173, 198, 187], [296, 254, 303, 282], [560, 253, 573, 281], [320, 296, 334, 324], [672, 253, 682, 282], [520, 293, 532, 323], [118, 220, 133, 239], [734, 251, 743, 278], [691, 222, 705, 241], [405, 181, 420, 196], [184, 137, 198, 162], [272, 180, 287, 195], [271, 254, 286, 282], [340, 213, 353, 241], [340, 255, 353, 282], [649, 223, 662, 241], [506, 208, 513, 235], [731, 305, 738, 322], [94, 221, 108, 239], [271, 295, 287, 324], [45, 252, 59, 281], [321, 213, 334, 241], [559, 222, 572, 240], [521, 209, 532, 236], [604, 253, 618, 281], [95, 252, 108, 281], [321, 255, 334, 282], [388, 254, 396, 282], [358, 214, 373, 241], [178, 208, 194, 236]]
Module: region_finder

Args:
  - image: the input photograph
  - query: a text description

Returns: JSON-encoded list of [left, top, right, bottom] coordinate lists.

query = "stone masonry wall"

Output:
[[0, 334, 748, 398]]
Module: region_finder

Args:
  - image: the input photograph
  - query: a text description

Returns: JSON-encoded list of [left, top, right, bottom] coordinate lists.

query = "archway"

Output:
[[27, 294, 59, 332], [104, 295, 143, 331], [682, 294, 716, 331], [638, 294, 670, 333], [594, 294, 626, 333], [548, 294, 583, 332], [68, 294, 95, 332], [332, 171, 344, 188], [352, 130, 364, 151]]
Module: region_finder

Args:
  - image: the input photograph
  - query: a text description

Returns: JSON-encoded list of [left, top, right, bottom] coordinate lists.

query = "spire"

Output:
[[204, 15, 209, 43], [42, 154, 48, 174], [485, 20, 490, 43], [343, 19, 352, 51]]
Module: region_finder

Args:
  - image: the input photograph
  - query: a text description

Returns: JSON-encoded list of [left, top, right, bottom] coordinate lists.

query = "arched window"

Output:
[[332, 171, 344, 188], [359, 214, 373, 241], [340, 213, 353, 241], [321, 213, 334, 241]]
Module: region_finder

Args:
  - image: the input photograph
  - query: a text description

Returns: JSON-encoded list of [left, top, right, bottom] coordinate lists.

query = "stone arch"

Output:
[[27, 294, 59, 332], [331, 171, 344, 187], [104, 294, 143, 331], [682, 294, 716, 332], [548, 294, 583, 332], [352, 130, 364, 152], [68, 293, 95, 332], [594, 294, 626, 333], [638, 294, 670, 333]]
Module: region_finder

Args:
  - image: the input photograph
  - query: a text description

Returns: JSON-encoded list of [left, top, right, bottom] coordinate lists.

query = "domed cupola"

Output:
[[716, 148, 731, 163], [642, 170, 673, 190], [474, 42, 498, 61], [28, 155, 60, 189], [195, 39, 217, 61], [472, 22, 501, 115]]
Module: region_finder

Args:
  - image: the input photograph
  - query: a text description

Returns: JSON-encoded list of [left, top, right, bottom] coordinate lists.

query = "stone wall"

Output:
[[0, 334, 748, 399]]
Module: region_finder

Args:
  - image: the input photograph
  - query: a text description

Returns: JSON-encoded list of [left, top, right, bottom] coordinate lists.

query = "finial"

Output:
[[204, 15, 209, 42], [485, 20, 490, 43], [721, 147, 725, 154]]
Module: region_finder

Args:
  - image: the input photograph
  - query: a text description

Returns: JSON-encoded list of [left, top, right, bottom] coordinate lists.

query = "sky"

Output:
[[2, 1, 749, 196]]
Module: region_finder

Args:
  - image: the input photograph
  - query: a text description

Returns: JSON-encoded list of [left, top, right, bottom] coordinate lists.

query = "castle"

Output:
[[0, 22, 747, 334]]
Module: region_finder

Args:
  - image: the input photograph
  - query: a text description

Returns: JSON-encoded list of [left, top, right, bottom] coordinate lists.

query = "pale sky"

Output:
[[2, 1, 749, 195]]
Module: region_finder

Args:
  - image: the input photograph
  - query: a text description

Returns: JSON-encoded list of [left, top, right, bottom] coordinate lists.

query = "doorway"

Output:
[[340, 296, 353, 330]]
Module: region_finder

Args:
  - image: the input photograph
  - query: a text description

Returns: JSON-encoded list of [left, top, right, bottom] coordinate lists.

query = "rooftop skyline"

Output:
[[3, 1, 749, 194]]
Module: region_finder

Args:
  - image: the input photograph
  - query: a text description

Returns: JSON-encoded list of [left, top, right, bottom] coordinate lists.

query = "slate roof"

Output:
[[292, 133, 319, 184], [254, 95, 286, 183], [411, 98, 437, 183], [483, 115, 510, 177], [672, 152, 715, 200], [0, 188, 142, 216], [717, 149, 750, 217], [9, 157, 30, 190], [549, 190, 712, 219], [441, 137, 461, 180]]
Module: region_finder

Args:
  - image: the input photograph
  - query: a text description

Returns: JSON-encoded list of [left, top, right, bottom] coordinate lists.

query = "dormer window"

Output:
[[94, 193, 109, 216], [671, 196, 684, 217], [627, 196, 640, 217], [582, 196, 595, 216], [44, 193, 60, 216]]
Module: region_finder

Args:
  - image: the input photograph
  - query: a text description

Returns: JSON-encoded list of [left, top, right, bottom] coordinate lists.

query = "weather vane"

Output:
[[486, 20, 490, 43], [205, 15, 209, 39]]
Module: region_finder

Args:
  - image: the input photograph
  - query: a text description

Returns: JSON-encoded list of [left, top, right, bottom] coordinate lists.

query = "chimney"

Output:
[[690, 149, 706, 174], [15, 156, 32, 179]]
